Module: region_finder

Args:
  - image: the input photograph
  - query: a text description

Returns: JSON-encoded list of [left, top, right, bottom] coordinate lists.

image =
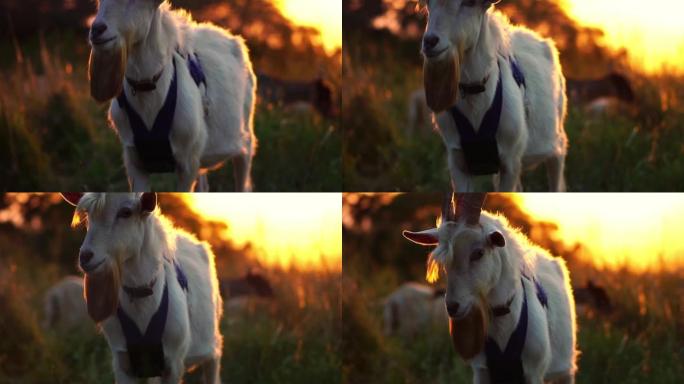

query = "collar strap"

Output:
[[460, 74, 490, 95], [490, 294, 515, 317], [126, 67, 165, 94], [123, 277, 158, 299]]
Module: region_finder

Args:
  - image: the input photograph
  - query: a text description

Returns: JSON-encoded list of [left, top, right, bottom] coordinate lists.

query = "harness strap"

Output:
[[484, 277, 528, 384], [117, 59, 178, 173], [449, 64, 503, 175], [116, 258, 189, 377]]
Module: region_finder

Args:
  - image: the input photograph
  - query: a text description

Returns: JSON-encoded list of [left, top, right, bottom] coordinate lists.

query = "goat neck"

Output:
[[120, 215, 168, 301], [125, 7, 175, 94], [460, 11, 499, 91], [486, 246, 524, 343]]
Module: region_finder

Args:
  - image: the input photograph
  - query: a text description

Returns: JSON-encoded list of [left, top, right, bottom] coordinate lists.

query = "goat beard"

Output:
[[449, 302, 488, 360], [84, 263, 120, 323], [423, 47, 462, 113], [88, 43, 126, 103]]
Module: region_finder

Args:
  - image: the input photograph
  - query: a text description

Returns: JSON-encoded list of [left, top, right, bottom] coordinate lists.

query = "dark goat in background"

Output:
[[257, 74, 335, 117], [220, 270, 274, 299], [566, 72, 635, 105]]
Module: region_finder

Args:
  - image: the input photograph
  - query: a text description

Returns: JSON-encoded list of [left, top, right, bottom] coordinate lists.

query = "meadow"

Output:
[[0, 7, 341, 192], [342, 1, 684, 192], [342, 194, 684, 383], [0, 194, 341, 383]]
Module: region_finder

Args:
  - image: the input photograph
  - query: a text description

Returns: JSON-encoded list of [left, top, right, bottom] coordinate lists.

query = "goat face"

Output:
[[88, 0, 162, 102], [403, 205, 506, 358], [420, 0, 499, 111], [62, 193, 157, 322]]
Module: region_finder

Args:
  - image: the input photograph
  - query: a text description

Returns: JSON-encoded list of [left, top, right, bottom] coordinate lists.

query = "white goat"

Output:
[[403, 194, 577, 383], [420, 0, 567, 192], [62, 193, 223, 383], [42, 276, 89, 330], [383, 282, 448, 338], [89, 0, 256, 192]]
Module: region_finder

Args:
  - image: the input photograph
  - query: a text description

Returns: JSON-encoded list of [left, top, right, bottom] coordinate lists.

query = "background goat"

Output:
[[403, 193, 577, 383], [257, 74, 335, 118], [383, 282, 448, 338], [89, 0, 256, 192], [62, 192, 223, 383], [421, 0, 568, 191], [42, 275, 89, 331]]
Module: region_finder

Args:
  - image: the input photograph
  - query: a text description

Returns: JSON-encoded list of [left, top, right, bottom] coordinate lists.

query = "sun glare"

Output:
[[519, 193, 684, 271], [562, 0, 684, 73], [274, 0, 342, 52], [187, 194, 341, 272]]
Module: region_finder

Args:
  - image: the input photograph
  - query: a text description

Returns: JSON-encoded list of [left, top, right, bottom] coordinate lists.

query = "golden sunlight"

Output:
[[188, 193, 341, 271], [562, 0, 684, 73], [274, 0, 342, 52], [519, 193, 684, 271]]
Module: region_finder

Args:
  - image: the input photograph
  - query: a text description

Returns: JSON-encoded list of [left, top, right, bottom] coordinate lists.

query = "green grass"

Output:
[[342, 32, 684, 191], [0, 257, 341, 383], [0, 35, 341, 192], [342, 264, 684, 384]]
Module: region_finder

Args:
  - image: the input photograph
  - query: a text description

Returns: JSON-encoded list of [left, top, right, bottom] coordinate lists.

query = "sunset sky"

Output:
[[562, 0, 684, 73], [276, 0, 342, 52], [188, 193, 341, 271], [519, 193, 684, 271]]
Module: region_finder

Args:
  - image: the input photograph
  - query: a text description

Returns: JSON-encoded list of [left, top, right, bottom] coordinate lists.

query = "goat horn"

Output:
[[441, 192, 456, 223], [455, 193, 487, 226]]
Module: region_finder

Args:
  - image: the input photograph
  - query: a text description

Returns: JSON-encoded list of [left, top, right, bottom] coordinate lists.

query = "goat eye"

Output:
[[470, 248, 484, 261], [117, 207, 133, 219]]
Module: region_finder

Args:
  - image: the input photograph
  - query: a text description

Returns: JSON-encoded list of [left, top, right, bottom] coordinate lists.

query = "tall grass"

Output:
[[0, 35, 341, 191], [342, 259, 684, 383], [0, 254, 341, 383]]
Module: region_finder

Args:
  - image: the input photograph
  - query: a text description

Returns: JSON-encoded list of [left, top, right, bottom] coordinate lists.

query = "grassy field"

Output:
[[0, 257, 341, 383], [342, 32, 684, 192], [343, 265, 684, 384], [0, 34, 341, 192]]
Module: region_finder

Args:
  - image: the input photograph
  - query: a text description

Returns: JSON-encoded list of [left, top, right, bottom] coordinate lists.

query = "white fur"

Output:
[[405, 211, 577, 383], [383, 282, 448, 338], [94, 1, 256, 191], [423, 3, 567, 191], [74, 193, 223, 383], [42, 276, 89, 330]]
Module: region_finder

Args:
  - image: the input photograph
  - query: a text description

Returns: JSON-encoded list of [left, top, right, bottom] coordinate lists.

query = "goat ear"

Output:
[[488, 231, 505, 247], [140, 193, 157, 215], [61, 193, 84, 206], [403, 228, 439, 246]]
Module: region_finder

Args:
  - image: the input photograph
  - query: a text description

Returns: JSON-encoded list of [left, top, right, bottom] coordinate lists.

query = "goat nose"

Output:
[[90, 22, 108, 39], [79, 249, 94, 266], [423, 34, 440, 50], [446, 301, 460, 318]]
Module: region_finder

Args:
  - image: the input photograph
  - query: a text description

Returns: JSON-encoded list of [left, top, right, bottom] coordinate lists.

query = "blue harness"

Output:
[[484, 273, 547, 384], [116, 259, 189, 378], [117, 53, 207, 174], [449, 57, 526, 175]]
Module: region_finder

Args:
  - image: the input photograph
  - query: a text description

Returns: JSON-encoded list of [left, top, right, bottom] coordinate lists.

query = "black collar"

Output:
[[126, 67, 165, 94], [123, 277, 158, 299], [491, 294, 515, 317], [460, 74, 490, 95]]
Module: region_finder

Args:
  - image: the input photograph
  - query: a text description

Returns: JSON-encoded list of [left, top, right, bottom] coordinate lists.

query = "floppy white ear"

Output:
[[402, 228, 439, 245]]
